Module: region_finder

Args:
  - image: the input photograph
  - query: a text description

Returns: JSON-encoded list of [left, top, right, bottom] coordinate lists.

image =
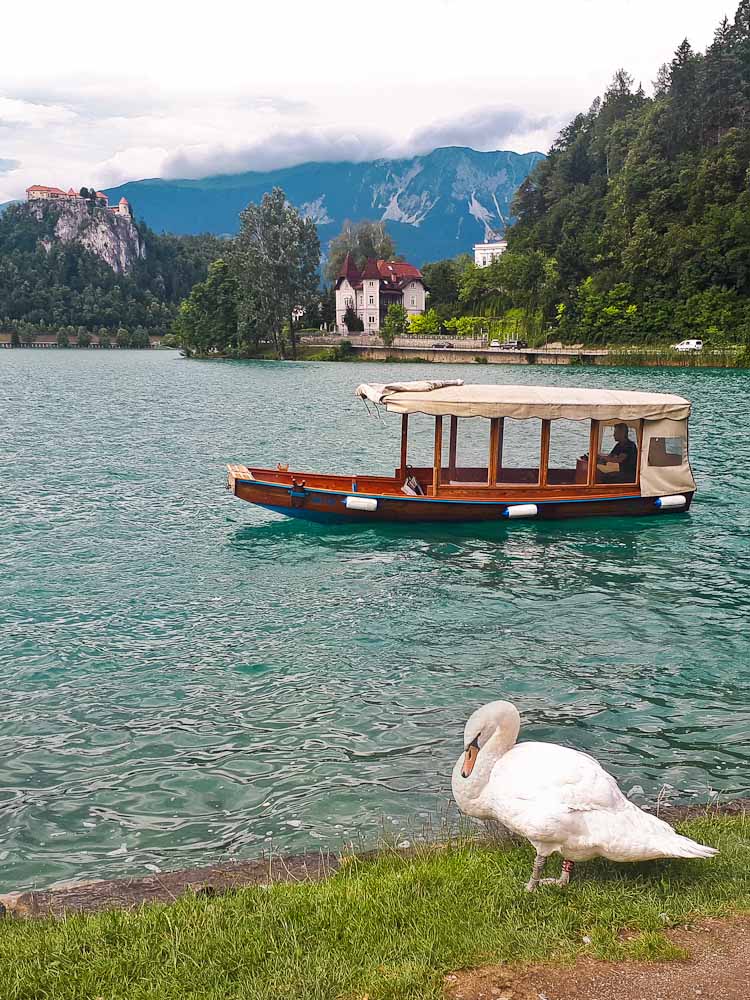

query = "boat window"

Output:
[[442, 416, 491, 483], [401, 413, 438, 471], [647, 436, 685, 467], [547, 419, 591, 486], [497, 418, 541, 485], [595, 421, 640, 484]]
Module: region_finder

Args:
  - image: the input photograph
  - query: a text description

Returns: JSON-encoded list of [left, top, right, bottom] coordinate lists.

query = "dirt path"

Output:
[[445, 917, 750, 1000]]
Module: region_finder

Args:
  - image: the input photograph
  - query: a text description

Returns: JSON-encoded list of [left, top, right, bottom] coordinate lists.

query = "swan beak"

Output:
[[462, 740, 479, 778]]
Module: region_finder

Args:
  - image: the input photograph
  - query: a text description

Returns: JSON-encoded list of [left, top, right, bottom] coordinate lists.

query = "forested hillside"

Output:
[[505, 1, 750, 344], [0, 202, 224, 339]]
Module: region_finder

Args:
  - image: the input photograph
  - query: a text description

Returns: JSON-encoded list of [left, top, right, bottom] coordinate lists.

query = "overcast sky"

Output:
[[0, 0, 735, 201]]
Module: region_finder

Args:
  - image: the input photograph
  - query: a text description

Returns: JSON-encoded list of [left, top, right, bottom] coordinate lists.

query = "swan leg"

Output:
[[539, 859, 575, 888], [525, 852, 548, 892]]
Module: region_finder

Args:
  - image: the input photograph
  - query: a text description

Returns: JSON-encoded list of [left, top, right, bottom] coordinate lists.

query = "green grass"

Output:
[[2, 815, 748, 1000]]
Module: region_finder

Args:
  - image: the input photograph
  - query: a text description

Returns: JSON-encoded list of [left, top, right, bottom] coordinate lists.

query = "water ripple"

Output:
[[0, 352, 748, 889]]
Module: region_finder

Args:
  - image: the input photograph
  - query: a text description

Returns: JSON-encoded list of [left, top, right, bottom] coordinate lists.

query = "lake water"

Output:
[[1, 350, 748, 891]]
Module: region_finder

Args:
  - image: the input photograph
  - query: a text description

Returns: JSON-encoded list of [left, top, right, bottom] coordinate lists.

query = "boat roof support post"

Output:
[[540, 419, 551, 487], [399, 413, 409, 479], [448, 416, 458, 482], [587, 419, 599, 486], [635, 418, 643, 488], [433, 416, 443, 496], [488, 417, 501, 485]]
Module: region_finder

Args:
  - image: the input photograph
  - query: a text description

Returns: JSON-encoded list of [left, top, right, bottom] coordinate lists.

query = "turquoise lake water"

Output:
[[1, 350, 748, 891]]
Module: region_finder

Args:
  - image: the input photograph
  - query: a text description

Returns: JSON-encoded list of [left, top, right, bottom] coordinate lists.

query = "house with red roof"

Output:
[[334, 254, 426, 333]]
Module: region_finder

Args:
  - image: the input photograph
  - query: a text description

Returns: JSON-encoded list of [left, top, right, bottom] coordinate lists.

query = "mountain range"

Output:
[[103, 146, 544, 266]]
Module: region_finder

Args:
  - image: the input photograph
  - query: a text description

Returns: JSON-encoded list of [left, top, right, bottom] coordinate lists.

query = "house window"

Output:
[[411, 297, 416, 305], [369, 315, 375, 324], [369, 295, 374, 305]]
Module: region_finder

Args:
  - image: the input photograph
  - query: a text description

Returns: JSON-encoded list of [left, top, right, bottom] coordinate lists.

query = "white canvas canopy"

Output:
[[355, 381, 691, 422]]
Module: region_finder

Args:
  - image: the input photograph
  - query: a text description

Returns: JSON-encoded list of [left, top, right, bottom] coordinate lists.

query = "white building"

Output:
[[473, 239, 508, 267], [334, 254, 427, 333]]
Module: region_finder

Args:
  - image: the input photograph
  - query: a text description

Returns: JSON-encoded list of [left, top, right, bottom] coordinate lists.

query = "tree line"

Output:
[[499, 1, 750, 348], [0, 202, 225, 340], [171, 188, 325, 358]]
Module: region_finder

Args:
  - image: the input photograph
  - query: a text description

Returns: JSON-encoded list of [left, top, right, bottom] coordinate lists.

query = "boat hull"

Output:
[[227, 468, 694, 524]]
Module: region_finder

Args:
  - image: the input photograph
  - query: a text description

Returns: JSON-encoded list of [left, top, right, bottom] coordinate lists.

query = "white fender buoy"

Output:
[[345, 496, 378, 511], [502, 503, 538, 519], [655, 494, 687, 509]]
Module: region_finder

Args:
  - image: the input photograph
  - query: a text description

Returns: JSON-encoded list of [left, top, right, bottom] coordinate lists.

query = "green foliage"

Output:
[[408, 308, 441, 335], [0, 202, 225, 339], [233, 187, 321, 359], [506, 3, 750, 344], [343, 304, 364, 332], [380, 303, 409, 345], [0, 815, 744, 1000], [319, 284, 336, 328], [444, 315, 489, 337], [421, 255, 470, 318], [172, 259, 238, 356], [324, 219, 397, 281], [458, 250, 559, 319]]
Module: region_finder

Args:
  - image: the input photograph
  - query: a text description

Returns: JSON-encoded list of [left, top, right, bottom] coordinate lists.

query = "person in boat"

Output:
[[598, 423, 638, 482]]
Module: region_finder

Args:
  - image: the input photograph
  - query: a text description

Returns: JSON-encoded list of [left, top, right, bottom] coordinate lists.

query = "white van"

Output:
[[673, 339, 703, 352]]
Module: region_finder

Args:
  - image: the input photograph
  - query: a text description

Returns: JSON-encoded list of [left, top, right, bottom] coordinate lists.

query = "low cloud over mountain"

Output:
[[105, 145, 545, 265]]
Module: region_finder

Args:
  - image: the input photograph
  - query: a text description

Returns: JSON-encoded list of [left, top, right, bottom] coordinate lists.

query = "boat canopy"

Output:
[[355, 381, 691, 422]]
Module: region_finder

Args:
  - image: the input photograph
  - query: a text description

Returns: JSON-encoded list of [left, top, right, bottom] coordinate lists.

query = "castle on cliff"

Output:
[[26, 185, 131, 217]]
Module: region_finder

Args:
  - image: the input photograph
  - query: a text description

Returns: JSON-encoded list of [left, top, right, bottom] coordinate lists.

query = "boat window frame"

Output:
[[591, 418, 643, 488], [423, 414, 644, 495]]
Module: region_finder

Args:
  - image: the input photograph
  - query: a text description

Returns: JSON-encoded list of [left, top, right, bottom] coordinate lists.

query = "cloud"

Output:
[[161, 127, 392, 179], [407, 106, 555, 153], [4, 83, 311, 122], [0, 158, 20, 174], [157, 106, 557, 182], [92, 146, 171, 187], [0, 96, 77, 128]]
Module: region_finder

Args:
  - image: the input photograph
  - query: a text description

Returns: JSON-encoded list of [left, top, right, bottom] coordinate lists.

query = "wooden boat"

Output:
[[226, 380, 696, 523]]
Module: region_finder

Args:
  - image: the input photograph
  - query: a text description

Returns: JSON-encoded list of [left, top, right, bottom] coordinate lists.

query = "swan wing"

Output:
[[489, 742, 624, 811], [484, 742, 717, 862]]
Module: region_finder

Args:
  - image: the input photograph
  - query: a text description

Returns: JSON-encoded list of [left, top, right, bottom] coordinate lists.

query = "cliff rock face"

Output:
[[28, 200, 145, 274]]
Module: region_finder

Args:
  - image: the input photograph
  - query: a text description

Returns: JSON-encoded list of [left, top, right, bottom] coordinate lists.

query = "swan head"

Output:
[[460, 700, 521, 778]]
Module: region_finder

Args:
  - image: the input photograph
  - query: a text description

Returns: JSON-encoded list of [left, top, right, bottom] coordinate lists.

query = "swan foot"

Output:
[[525, 852, 549, 891], [537, 861, 575, 889]]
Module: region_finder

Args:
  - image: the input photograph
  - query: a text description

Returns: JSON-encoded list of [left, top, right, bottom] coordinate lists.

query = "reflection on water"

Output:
[[0, 352, 748, 890]]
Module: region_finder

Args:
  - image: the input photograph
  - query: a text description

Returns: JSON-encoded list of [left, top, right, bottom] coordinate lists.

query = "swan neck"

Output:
[[468, 726, 516, 790]]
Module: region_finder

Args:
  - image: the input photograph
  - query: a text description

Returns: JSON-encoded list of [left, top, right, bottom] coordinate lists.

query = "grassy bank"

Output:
[[1, 814, 748, 1000]]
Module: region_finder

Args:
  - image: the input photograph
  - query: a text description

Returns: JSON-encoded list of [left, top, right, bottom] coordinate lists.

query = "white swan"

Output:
[[451, 701, 718, 891]]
